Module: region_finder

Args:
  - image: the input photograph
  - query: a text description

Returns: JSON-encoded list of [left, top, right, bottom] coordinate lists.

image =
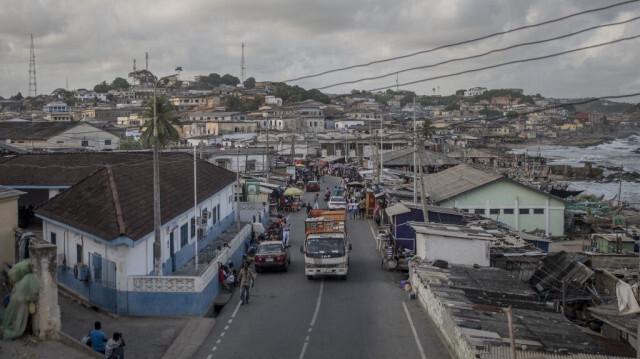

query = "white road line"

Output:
[[216, 339, 221, 344], [402, 301, 426, 359], [310, 280, 324, 327], [227, 319, 232, 324], [212, 346, 217, 351], [207, 354, 212, 359], [299, 342, 309, 359], [224, 325, 229, 330], [299, 279, 324, 359], [231, 300, 242, 318]]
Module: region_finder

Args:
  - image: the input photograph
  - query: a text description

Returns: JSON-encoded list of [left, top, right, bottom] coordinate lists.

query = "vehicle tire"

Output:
[[340, 275, 347, 281], [283, 265, 288, 272], [288, 257, 291, 264], [255, 268, 261, 273], [307, 275, 313, 280]]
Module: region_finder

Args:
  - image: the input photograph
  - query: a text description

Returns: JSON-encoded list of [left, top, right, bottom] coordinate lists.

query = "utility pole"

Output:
[[266, 120, 270, 180], [379, 117, 384, 183], [290, 135, 295, 163], [417, 149, 429, 223], [193, 146, 199, 272], [413, 97, 418, 203]]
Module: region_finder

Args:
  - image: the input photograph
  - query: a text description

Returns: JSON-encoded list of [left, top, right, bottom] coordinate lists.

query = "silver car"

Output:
[[328, 196, 347, 209]]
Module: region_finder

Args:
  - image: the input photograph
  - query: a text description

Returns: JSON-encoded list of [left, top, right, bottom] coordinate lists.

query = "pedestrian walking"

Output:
[[105, 332, 126, 359], [313, 200, 319, 210], [358, 198, 366, 219], [89, 321, 107, 354], [306, 202, 312, 215], [238, 261, 256, 305], [282, 223, 290, 247]]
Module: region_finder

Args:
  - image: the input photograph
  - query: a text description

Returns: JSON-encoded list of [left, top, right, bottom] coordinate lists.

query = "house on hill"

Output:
[[0, 121, 120, 151], [424, 164, 566, 236]]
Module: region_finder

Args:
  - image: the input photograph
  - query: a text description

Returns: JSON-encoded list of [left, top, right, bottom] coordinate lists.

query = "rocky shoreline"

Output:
[[504, 129, 639, 149]]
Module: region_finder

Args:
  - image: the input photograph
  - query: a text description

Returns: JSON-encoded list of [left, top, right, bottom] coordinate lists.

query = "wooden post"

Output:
[[505, 306, 517, 359]]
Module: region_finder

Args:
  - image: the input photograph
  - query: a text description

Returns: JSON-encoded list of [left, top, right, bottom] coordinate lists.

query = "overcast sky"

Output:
[[1, 0, 639, 101]]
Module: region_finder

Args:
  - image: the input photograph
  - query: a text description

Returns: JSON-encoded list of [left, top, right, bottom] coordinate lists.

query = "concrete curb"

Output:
[[161, 317, 215, 359], [57, 330, 103, 358]]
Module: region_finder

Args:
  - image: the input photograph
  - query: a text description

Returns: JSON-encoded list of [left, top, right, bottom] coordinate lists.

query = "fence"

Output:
[[129, 224, 251, 293]]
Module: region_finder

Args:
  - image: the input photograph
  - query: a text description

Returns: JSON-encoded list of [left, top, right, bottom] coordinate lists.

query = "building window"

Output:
[[474, 209, 485, 215], [76, 244, 83, 264], [180, 224, 188, 247], [461, 209, 469, 213], [503, 208, 514, 214], [105, 139, 111, 145], [191, 217, 195, 238], [81, 140, 88, 147], [212, 206, 217, 225], [533, 208, 544, 214], [489, 209, 500, 215], [519, 208, 531, 214], [50, 232, 57, 245], [217, 204, 220, 222]]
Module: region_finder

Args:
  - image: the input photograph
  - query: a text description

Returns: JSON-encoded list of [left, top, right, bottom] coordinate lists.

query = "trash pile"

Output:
[[1, 259, 41, 340]]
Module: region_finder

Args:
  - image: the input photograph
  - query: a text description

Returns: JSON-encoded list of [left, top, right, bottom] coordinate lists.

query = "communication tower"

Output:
[[241, 43, 245, 85], [146, 52, 149, 71], [28, 34, 37, 97]]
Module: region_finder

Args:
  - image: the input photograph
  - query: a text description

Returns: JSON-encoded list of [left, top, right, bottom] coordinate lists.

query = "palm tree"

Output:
[[140, 94, 182, 149]]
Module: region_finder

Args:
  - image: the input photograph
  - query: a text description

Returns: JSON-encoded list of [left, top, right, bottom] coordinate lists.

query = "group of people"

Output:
[[347, 198, 367, 219], [84, 321, 125, 359]]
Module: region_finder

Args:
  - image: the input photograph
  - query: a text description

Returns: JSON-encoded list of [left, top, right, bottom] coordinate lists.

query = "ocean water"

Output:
[[511, 135, 640, 208]]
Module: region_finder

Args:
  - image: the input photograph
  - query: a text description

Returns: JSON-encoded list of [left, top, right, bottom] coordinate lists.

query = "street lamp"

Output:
[[152, 72, 178, 277]]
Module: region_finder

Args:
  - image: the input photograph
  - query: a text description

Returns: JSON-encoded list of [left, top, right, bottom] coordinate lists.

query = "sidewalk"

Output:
[[1, 291, 215, 359]]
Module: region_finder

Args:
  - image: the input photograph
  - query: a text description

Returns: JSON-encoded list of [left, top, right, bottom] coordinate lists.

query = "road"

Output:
[[195, 175, 452, 359]]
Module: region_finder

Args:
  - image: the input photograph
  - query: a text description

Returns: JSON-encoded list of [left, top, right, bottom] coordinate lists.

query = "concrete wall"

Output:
[[441, 180, 565, 236], [409, 266, 475, 359], [29, 239, 61, 340], [416, 233, 490, 267], [0, 195, 20, 265]]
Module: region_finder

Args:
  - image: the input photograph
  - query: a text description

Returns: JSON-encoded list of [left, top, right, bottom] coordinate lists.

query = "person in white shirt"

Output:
[[105, 332, 125, 359]]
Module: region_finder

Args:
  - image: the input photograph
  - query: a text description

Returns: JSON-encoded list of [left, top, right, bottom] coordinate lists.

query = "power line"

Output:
[[315, 16, 640, 90], [365, 34, 640, 92], [284, 0, 640, 83]]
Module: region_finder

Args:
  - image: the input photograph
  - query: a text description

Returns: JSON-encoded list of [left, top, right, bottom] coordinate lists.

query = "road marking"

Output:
[[299, 279, 324, 359], [231, 300, 242, 318], [310, 280, 324, 327], [212, 346, 217, 352], [402, 301, 426, 359], [224, 325, 229, 330], [216, 339, 221, 344], [299, 342, 309, 359], [227, 319, 232, 324], [207, 354, 212, 359]]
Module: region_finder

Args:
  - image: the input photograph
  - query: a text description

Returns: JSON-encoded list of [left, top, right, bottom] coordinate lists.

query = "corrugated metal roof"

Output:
[[385, 203, 410, 216], [424, 164, 503, 203]]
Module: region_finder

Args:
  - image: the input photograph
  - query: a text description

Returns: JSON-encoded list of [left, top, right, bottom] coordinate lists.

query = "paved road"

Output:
[[195, 176, 452, 359]]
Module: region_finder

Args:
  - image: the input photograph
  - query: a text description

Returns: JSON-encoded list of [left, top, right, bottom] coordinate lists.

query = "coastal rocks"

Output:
[[605, 171, 640, 182]]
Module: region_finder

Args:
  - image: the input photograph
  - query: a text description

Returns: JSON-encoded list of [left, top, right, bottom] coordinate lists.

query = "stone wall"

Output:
[[29, 237, 61, 340]]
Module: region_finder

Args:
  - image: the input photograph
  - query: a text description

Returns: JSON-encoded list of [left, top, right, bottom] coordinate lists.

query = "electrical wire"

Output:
[[364, 34, 640, 92], [284, 0, 640, 83], [314, 16, 640, 90]]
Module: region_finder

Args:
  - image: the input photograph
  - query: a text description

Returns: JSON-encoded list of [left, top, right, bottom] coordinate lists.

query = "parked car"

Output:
[[328, 196, 347, 210], [306, 181, 320, 192], [254, 241, 290, 272]]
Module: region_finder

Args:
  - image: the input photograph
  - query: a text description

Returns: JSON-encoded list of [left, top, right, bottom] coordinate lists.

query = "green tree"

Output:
[[445, 103, 460, 111], [455, 89, 465, 97], [128, 69, 156, 85], [93, 81, 111, 93], [119, 139, 144, 150], [10, 92, 23, 101], [106, 93, 116, 102], [111, 77, 130, 90], [243, 77, 256, 89], [52, 88, 76, 106], [224, 95, 242, 111], [140, 95, 182, 149], [221, 74, 240, 86], [420, 119, 434, 140]]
